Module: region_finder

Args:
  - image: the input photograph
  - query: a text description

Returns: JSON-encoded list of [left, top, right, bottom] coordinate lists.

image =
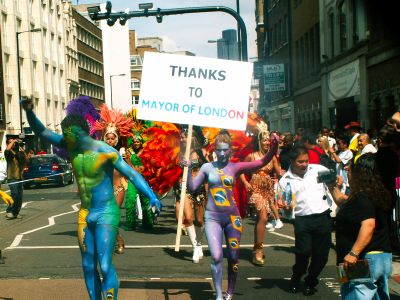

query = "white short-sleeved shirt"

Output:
[[337, 149, 353, 192], [279, 164, 332, 217]]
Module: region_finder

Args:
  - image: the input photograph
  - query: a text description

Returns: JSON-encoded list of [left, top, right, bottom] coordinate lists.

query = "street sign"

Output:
[[253, 61, 264, 80], [264, 64, 285, 92]]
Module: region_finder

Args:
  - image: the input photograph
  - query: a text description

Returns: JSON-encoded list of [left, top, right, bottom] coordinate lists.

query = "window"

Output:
[[305, 32, 309, 75], [131, 79, 140, 90], [1, 13, 7, 44], [338, 1, 347, 52], [295, 41, 300, 80], [282, 15, 288, 43], [329, 11, 335, 57]]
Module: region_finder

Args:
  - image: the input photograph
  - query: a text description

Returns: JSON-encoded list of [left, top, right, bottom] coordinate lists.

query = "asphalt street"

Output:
[[0, 182, 397, 299]]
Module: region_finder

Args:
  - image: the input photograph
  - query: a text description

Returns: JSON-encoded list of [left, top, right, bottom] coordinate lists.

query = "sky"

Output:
[[75, 0, 258, 60]]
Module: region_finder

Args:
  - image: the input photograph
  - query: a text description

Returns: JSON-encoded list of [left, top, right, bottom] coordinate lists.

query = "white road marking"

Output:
[[269, 231, 296, 240], [6, 202, 80, 249], [247, 277, 262, 280], [7, 243, 295, 250], [0, 201, 33, 215]]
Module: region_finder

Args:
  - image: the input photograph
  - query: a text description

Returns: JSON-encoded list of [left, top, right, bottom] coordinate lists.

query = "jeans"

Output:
[[341, 252, 392, 300], [6, 179, 23, 216]]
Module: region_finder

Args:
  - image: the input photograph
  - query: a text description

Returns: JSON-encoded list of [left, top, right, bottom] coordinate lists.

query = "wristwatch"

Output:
[[349, 250, 359, 258]]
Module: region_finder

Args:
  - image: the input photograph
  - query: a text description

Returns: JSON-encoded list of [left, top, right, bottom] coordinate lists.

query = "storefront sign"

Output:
[[328, 59, 360, 101]]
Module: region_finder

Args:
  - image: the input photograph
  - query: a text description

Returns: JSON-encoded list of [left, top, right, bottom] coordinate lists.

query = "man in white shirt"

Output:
[[358, 133, 377, 154], [279, 145, 332, 296], [329, 136, 353, 195]]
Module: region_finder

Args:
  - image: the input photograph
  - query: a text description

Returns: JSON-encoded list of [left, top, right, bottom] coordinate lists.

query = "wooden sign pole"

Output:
[[174, 124, 193, 251]]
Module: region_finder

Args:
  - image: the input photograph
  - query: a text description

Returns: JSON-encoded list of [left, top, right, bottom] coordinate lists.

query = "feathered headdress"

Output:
[[91, 104, 134, 144], [126, 108, 153, 145], [65, 95, 100, 134], [54, 96, 100, 159]]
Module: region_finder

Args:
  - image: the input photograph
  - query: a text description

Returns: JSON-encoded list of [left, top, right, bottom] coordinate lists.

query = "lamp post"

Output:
[[235, 0, 241, 60], [109, 73, 126, 109], [16, 28, 41, 135], [208, 39, 230, 60]]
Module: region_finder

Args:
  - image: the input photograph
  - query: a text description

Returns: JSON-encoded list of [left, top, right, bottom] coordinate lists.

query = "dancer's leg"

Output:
[[95, 224, 119, 299], [225, 215, 242, 296], [205, 219, 224, 299], [78, 223, 102, 300], [254, 209, 267, 261]]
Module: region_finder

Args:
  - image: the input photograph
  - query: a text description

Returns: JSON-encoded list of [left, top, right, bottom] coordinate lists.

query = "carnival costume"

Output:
[[22, 96, 160, 300], [187, 131, 278, 300], [124, 136, 154, 230]]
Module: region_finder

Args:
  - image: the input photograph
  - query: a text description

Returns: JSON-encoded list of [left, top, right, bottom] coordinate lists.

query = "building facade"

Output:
[[255, 0, 400, 133], [0, 0, 78, 151], [292, 0, 321, 133], [319, 0, 400, 131], [72, 7, 104, 109], [259, 0, 294, 132], [213, 29, 239, 61]]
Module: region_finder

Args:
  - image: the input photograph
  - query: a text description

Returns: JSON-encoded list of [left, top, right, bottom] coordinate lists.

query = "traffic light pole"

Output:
[[88, 5, 248, 61]]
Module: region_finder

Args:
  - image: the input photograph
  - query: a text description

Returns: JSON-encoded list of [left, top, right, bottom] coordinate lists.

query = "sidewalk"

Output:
[[390, 254, 400, 297]]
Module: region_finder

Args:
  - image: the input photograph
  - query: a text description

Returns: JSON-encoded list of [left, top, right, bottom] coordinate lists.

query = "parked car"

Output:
[[23, 154, 74, 188]]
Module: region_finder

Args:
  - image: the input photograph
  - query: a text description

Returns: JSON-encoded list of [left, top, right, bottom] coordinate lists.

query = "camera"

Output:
[[13, 139, 25, 151], [317, 169, 336, 184]]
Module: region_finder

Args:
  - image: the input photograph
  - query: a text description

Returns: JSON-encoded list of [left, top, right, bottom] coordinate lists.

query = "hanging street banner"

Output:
[[138, 52, 253, 131], [264, 64, 286, 92]]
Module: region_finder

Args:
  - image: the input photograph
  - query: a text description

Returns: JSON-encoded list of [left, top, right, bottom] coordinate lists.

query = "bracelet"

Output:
[[349, 250, 359, 258]]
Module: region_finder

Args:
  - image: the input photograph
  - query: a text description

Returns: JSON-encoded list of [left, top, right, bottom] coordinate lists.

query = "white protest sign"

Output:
[[138, 52, 252, 131]]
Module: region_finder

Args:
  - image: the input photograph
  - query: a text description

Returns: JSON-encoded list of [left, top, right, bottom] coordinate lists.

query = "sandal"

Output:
[[115, 233, 125, 254], [252, 243, 265, 266]]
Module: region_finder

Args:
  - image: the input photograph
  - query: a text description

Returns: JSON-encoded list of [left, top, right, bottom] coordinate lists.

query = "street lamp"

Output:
[[208, 39, 230, 60], [16, 28, 41, 135], [109, 73, 126, 109]]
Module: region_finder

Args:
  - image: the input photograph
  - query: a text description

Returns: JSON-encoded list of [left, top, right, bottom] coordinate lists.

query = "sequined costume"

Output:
[[248, 158, 275, 213], [124, 151, 154, 230]]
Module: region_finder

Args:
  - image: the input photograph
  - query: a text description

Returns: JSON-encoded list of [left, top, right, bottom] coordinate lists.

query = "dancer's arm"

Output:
[[235, 134, 279, 174], [187, 163, 208, 192], [21, 98, 63, 146], [113, 151, 161, 211]]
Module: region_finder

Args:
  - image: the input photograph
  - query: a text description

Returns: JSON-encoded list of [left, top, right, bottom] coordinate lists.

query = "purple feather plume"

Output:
[[54, 96, 101, 160]]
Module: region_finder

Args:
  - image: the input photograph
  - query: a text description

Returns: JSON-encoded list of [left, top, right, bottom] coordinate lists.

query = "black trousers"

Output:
[[6, 179, 24, 216], [292, 210, 332, 287]]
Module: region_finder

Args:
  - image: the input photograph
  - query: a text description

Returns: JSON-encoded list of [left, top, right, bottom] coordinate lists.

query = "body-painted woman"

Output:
[[22, 98, 161, 300], [187, 131, 278, 300]]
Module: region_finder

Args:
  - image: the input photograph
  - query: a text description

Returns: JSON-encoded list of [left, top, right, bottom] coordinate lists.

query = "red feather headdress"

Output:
[[91, 104, 134, 143]]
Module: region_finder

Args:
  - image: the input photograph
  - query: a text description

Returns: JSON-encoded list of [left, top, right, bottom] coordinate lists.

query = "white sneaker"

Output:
[[266, 220, 276, 229], [192, 246, 200, 263], [275, 219, 284, 229], [267, 227, 275, 232], [197, 245, 203, 259], [5, 212, 15, 219]]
